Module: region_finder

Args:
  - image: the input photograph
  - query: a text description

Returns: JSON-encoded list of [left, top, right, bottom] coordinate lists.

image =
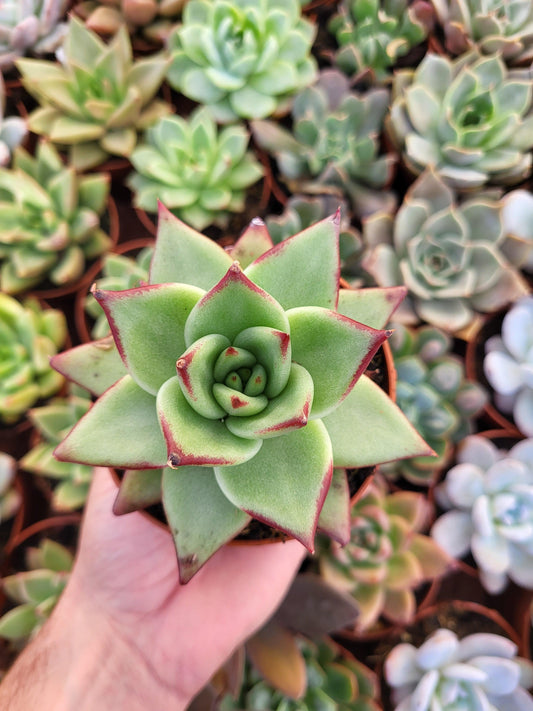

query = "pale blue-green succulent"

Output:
[[51, 206, 430, 582]]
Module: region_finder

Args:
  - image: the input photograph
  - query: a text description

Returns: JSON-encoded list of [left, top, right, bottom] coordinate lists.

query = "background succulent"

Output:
[[0, 0, 68, 71], [385, 628, 533, 711], [51, 208, 430, 583], [362, 170, 529, 333], [501, 189, 533, 272], [84, 246, 154, 340], [432, 435, 533, 594], [319, 476, 449, 631], [166, 0, 318, 122], [252, 70, 396, 218], [431, 0, 533, 64], [380, 324, 487, 485], [0, 452, 21, 524], [0, 539, 73, 643], [20, 385, 94, 512], [128, 108, 264, 230], [0, 294, 66, 425], [0, 140, 112, 295], [328, 0, 432, 83], [0, 76, 27, 168], [484, 295, 533, 436], [17, 18, 170, 170], [387, 51, 533, 189], [74, 0, 185, 44]]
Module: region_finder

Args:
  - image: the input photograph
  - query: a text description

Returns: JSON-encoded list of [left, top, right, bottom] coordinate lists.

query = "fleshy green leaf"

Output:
[[50, 337, 127, 396], [214, 419, 333, 550], [337, 286, 407, 329], [113, 468, 163, 514], [317, 468, 351, 544]]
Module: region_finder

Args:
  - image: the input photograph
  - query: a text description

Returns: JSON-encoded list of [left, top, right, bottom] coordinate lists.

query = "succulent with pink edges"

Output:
[[51, 207, 430, 582]]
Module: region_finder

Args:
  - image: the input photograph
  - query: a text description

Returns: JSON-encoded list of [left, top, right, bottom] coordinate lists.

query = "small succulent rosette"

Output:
[[387, 51, 533, 189], [385, 628, 533, 711], [484, 296, 533, 436], [432, 434, 533, 594], [167, 0, 318, 122], [51, 206, 430, 583], [430, 0, 533, 64], [362, 170, 530, 333]]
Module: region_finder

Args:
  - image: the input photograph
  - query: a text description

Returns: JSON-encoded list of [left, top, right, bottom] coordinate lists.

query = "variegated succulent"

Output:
[[84, 246, 154, 340], [127, 108, 264, 230], [20, 385, 94, 511], [432, 435, 533, 594], [328, 0, 432, 82], [362, 170, 529, 333], [0, 0, 68, 71], [16, 18, 170, 170], [0, 294, 66, 425], [380, 324, 487, 485], [319, 476, 449, 631], [51, 206, 430, 583], [431, 0, 533, 64], [166, 0, 318, 122], [0, 539, 73, 643], [252, 70, 396, 218], [0, 75, 27, 168], [387, 51, 533, 189], [0, 140, 113, 295], [74, 0, 185, 44]]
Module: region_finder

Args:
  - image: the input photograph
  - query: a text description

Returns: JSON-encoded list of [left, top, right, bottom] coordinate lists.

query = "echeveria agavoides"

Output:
[[52, 206, 431, 582]]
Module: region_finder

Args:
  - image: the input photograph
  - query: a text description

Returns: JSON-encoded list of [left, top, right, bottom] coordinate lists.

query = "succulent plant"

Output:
[[328, 0, 432, 83], [127, 108, 264, 231], [431, 0, 533, 64], [74, 0, 185, 44], [385, 628, 533, 711], [0, 76, 27, 168], [0, 0, 69, 71], [51, 206, 430, 583], [20, 385, 94, 511], [219, 636, 380, 711], [16, 18, 170, 171], [0, 539, 73, 642], [265, 194, 366, 286], [484, 296, 533, 436], [166, 0, 318, 122], [501, 189, 533, 272], [0, 140, 113, 295], [84, 246, 154, 340], [387, 51, 533, 189], [319, 476, 449, 631], [0, 294, 66, 425], [362, 170, 530, 333], [0, 452, 21, 524], [252, 70, 396, 218], [432, 435, 533, 594], [380, 324, 486, 485]]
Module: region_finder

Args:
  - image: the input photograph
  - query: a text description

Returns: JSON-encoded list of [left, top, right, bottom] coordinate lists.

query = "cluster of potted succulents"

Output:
[[2, 0, 533, 707]]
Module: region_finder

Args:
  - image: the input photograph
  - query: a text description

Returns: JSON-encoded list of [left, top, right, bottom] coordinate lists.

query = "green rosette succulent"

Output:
[[0, 294, 66, 425], [0, 75, 27, 168], [16, 18, 170, 171], [166, 0, 318, 122], [127, 108, 264, 230], [0, 0, 68, 71], [51, 206, 430, 582], [84, 246, 154, 340], [0, 140, 113, 295], [387, 51, 533, 189], [0, 452, 21, 524], [319, 476, 449, 631], [252, 70, 396, 218], [362, 170, 530, 332], [431, 0, 533, 64], [328, 0, 432, 83], [380, 324, 486, 485], [219, 637, 380, 711], [75, 0, 185, 44], [20, 385, 93, 511], [0, 539, 73, 642]]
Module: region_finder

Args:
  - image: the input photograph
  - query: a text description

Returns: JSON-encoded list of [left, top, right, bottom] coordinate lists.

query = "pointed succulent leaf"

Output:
[[113, 468, 163, 515], [214, 419, 333, 551], [317, 468, 351, 544], [337, 287, 407, 329], [51, 338, 127, 396]]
